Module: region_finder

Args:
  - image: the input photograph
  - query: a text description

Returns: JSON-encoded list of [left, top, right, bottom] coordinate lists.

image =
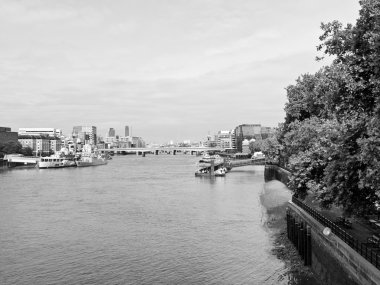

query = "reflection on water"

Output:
[[1, 155, 314, 284]]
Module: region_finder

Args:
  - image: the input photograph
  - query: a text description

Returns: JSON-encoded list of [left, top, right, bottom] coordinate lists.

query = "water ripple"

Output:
[[1, 155, 298, 284]]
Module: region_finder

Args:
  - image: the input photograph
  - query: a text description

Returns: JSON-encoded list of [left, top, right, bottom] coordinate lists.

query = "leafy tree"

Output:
[[249, 132, 282, 163], [0, 141, 22, 156], [280, 0, 380, 215], [284, 118, 341, 199], [0, 141, 35, 158], [20, 146, 33, 156]]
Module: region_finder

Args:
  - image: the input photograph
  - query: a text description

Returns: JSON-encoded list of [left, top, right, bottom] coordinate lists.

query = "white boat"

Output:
[[199, 153, 224, 164], [214, 168, 226, 176], [76, 153, 107, 167], [38, 156, 76, 169]]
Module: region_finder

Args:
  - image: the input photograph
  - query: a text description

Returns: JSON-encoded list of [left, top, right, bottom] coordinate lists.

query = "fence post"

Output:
[[305, 226, 312, 266], [295, 221, 299, 249], [299, 223, 304, 259]]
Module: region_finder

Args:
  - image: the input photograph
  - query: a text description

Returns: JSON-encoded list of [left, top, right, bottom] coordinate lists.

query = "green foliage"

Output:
[[0, 141, 34, 158], [0, 141, 22, 157], [280, 0, 380, 215], [249, 134, 281, 163], [285, 118, 340, 199], [20, 146, 33, 156]]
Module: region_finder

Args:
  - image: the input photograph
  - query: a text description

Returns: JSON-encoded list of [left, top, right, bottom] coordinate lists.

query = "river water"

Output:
[[1, 155, 312, 284]]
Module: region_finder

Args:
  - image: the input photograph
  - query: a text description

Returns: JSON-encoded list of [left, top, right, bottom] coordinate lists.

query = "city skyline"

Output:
[[0, 0, 361, 143]]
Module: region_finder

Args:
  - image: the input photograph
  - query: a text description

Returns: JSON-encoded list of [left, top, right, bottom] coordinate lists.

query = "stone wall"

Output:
[[289, 202, 380, 285], [266, 165, 380, 285], [264, 164, 290, 185]]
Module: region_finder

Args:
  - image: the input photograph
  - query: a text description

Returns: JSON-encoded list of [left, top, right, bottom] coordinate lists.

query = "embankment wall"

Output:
[[265, 165, 380, 285]]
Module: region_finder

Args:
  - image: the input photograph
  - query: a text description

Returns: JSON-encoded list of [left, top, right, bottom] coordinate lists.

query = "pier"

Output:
[[226, 158, 266, 169], [2, 154, 39, 167]]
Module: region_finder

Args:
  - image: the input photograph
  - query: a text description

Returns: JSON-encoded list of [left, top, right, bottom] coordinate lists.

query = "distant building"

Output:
[[49, 137, 62, 153], [18, 134, 51, 155], [16, 127, 63, 153], [104, 136, 117, 143], [118, 136, 132, 148], [234, 124, 271, 152], [216, 130, 236, 149], [0, 127, 18, 145], [204, 135, 217, 147], [108, 128, 116, 137], [131, 136, 145, 148], [18, 128, 61, 137], [125, 126, 130, 137], [72, 126, 97, 145]]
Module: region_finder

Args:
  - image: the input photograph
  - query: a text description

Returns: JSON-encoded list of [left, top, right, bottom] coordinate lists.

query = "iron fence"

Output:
[[292, 195, 380, 270]]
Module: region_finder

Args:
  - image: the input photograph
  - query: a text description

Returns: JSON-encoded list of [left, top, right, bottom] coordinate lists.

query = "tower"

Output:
[[108, 128, 116, 137]]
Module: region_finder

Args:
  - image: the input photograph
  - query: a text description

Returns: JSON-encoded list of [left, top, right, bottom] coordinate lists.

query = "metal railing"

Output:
[[292, 196, 380, 269]]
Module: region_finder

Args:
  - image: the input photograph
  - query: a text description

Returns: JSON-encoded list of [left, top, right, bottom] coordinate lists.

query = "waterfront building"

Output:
[[216, 130, 236, 149], [204, 135, 217, 148], [49, 137, 62, 153], [118, 136, 132, 148], [234, 124, 263, 152], [131, 136, 145, 148], [72, 126, 97, 145], [125, 126, 130, 137], [104, 136, 118, 143], [18, 128, 61, 137], [18, 134, 51, 155], [0, 127, 18, 145]]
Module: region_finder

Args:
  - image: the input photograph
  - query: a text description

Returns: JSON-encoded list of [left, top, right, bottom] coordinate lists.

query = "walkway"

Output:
[[303, 195, 379, 245]]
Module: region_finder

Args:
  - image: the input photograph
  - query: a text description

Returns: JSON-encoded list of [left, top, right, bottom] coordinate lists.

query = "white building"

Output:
[[18, 128, 60, 137], [72, 126, 97, 145], [216, 130, 236, 149]]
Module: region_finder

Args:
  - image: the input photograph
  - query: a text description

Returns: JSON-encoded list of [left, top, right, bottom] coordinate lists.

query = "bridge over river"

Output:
[[98, 147, 225, 156]]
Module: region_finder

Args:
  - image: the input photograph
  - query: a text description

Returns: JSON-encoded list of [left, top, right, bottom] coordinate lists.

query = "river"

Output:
[[1, 155, 314, 284]]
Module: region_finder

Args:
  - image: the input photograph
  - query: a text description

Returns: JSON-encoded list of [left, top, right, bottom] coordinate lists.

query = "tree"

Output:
[[280, 0, 380, 215], [0, 141, 22, 156], [20, 146, 33, 156], [284, 118, 341, 199]]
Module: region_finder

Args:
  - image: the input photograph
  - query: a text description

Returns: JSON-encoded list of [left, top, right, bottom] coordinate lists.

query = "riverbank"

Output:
[[261, 180, 320, 284]]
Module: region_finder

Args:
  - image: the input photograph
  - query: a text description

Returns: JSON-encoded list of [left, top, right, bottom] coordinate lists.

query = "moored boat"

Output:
[[76, 154, 107, 167], [38, 156, 76, 169], [195, 158, 227, 177]]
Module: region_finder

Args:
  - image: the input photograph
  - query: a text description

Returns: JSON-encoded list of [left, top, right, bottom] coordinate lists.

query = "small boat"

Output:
[[199, 153, 224, 164], [215, 168, 227, 176], [195, 159, 227, 177]]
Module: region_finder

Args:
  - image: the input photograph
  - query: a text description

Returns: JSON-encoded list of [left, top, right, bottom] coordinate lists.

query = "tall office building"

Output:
[[233, 124, 275, 152], [125, 126, 130, 137], [108, 128, 116, 137], [72, 126, 97, 145], [234, 124, 262, 152]]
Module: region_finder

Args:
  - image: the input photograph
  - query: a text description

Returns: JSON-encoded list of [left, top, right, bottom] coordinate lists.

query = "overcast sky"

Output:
[[0, 0, 360, 143]]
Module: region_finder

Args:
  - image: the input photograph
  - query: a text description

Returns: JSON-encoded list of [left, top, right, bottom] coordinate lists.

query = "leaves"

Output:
[[280, 0, 380, 216]]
